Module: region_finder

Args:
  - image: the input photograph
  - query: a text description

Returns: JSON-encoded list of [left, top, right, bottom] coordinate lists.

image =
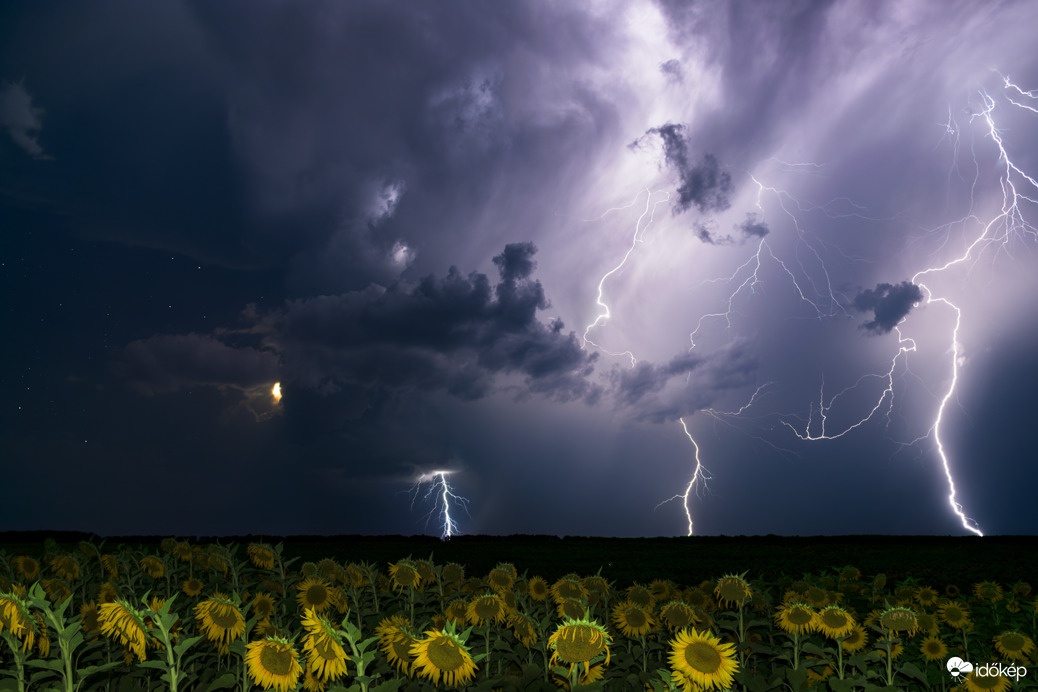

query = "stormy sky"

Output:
[[3, 0, 1037, 538]]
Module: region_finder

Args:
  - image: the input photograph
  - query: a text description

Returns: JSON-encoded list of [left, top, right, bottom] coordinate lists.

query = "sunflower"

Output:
[[441, 562, 465, 586], [660, 601, 700, 633], [945, 583, 961, 598], [961, 669, 1012, 692], [296, 578, 334, 613], [415, 560, 436, 588], [98, 581, 120, 604], [100, 554, 120, 579], [41, 578, 71, 604], [49, 555, 80, 583], [875, 639, 904, 660], [467, 592, 507, 626], [774, 602, 816, 635], [915, 586, 940, 607], [668, 627, 739, 692], [12, 556, 40, 581], [378, 620, 418, 677], [551, 575, 588, 604], [919, 634, 948, 662], [139, 555, 165, 579], [1011, 581, 1031, 597], [993, 631, 1035, 662], [442, 599, 467, 625], [804, 586, 830, 609], [938, 600, 971, 629], [301, 608, 350, 683], [172, 542, 193, 563], [344, 564, 368, 590], [509, 612, 538, 648], [840, 623, 869, 652], [247, 544, 276, 570], [300, 664, 325, 692], [974, 581, 1004, 603], [528, 576, 550, 602], [388, 560, 422, 592], [245, 635, 304, 692], [556, 598, 586, 621], [879, 606, 918, 637], [612, 602, 656, 638], [583, 575, 611, 606], [410, 625, 479, 687], [815, 606, 855, 639], [487, 566, 514, 593], [208, 554, 229, 576], [98, 600, 149, 662], [182, 579, 204, 597], [548, 616, 612, 678], [915, 611, 938, 634], [626, 583, 655, 609], [80, 601, 101, 637], [839, 566, 861, 582], [0, 595, 34, 649], [195, 595, 246, 655], [553, 661, 607, 690], [714, 574, 753, 609]]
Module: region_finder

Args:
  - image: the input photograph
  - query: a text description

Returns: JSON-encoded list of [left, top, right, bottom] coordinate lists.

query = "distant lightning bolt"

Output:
[[409, 470, 470, 539]]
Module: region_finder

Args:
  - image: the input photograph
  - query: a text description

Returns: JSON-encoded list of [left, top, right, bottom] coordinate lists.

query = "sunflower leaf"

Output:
[[173, 634, 203, 658]]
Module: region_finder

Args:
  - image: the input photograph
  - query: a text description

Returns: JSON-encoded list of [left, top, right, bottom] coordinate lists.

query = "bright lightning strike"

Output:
[[409, 470, 470, 539], [271, 382, 281, 403]]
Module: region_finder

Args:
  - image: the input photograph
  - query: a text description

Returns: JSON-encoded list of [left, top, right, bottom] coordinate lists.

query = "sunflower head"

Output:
[[296, 578, 334, 613], [466, 592, 507, 627], [816, 606, 856, 640], [551, 575, 589, 605], [247, 543, 276, 571], [98, 599, 148, 662], [49, 555, 81, 583], [508, 612, 538, 648], [548, 616, 612, 677], [919, 634, 948, 662], [487, 566, 514, 593], [441, 562, 465, 586], [301, 608, 350, 683], [388, 560, 422, 592], [994, 631, 1036, 662], [583, 575, 611, 606], [182, 579, 204, 598], [556, 598, 587, 621], [194, 595, 246, 655], [245, 635, 304, 692], [611, 601, 656, 638], [139, 555, 165, 580], [668, 627, 740, 692], [625, 583, 655, 609], [410, 621, 479, 688], [939, 600, 971, 629], [528, 575, 550, 601], [974, 581, 1004, 603], [774, 602, 816, 636], [714, 574, 752, 608], [878, 606, 918, 636], [659, 601, 700, 633]]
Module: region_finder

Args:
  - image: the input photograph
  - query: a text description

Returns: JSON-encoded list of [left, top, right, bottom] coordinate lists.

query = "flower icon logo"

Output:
[[947, 657, 973, 678]]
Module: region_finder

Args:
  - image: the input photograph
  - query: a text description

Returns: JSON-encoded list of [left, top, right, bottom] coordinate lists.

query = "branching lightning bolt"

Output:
[[409, 470, 470, 539]]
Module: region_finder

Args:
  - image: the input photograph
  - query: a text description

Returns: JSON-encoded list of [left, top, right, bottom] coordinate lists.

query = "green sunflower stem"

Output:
[[836, 638, 845, 680], [792, 631, 799, 670], [0, 631, 28, 692], [483, 625, 491, 680], [883, 632, 893, 687]]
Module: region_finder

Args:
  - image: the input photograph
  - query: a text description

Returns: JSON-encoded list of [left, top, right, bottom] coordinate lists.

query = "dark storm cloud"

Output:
[[115, 333, 279, 395], [660, 59, 684, 83], [269, 243, 599, 413], [853, 281, 924, 334], [641, 124, 732, 214], [611, 340, 757, 423], [694, 213, 770, 245]]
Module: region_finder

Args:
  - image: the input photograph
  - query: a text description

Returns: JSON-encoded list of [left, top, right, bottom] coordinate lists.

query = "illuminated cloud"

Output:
[[0, 80, 51, 160]]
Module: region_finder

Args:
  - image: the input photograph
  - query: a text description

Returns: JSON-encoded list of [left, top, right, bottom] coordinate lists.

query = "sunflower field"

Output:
[[1, 537, 1036, 691]]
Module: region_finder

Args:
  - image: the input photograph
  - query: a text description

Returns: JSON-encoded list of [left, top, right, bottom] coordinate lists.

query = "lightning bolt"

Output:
[[409, 470, 470, 539]]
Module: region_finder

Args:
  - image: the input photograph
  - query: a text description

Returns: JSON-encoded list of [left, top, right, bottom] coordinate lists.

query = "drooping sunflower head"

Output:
[[583, 575, 611, 606], [98, 599, 148, 662], [815, 606, 856, 640], [245, 635, 304, 692], [626, 583, 656, 609], [841, 623, 869, 652], [410, 624, 479, 688], [247, 543, 276, 571], [415, 560, 436, 587], [80, 601, 101, 636], [41, 578, 71, 604], [139, 555, 165, 580], [993, 631, 1036, 662], [487, 566, 514, 593], [378, 618, 417, 676], [548, 616, 612, 676], [301, 608, 350, 683], [612, 601, 656, 638], [919, 634, 948, 662], [774, 602, 816, 636], [508, 611, 538, 648], [49, 555, 80, 583], [467, 592, 507, 627], [388, 560, 422, 592], [441, 562, 465, 586], [296, 578, 334, 613], [668, 627, 739, 692], [556, 598, 587, 621], [443, 599, 468, 625], [1011, 581, 1031, 598], [12, 556, 40, 581], [551, 575, 589, 605], [714, 574, 753, 609], [659, 601, 700, 633], [878, 606, 918, 637], [194, 595, 246, 655], [974, 581, 1004, 603], [100, 554, 120, 579]]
